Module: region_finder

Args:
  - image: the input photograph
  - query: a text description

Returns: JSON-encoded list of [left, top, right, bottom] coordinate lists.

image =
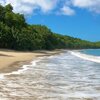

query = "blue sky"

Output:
[[26, 9, 100, 42], [1, 0, 100, 41]]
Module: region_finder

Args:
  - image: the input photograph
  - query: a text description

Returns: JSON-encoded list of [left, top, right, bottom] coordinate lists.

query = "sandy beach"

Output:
[[0, 49, 62, 73]]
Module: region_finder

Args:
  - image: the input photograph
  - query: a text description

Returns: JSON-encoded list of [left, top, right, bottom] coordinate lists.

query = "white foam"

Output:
[[0, 74, 5, 80], [0, 58, 42, 79], [70, 51, 100, 63], [65, 92, 100, 98]]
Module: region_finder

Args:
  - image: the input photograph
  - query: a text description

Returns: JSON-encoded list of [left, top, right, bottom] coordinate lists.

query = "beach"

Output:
[[0, 49, 62, 73], [0, 49, 100, 99]]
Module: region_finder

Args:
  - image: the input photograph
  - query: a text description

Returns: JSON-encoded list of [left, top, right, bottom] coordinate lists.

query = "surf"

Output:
[[70, 50, 100, 63]]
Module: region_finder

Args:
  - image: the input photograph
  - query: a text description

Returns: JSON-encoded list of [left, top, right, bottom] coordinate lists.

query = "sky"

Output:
[[0, 0, 100, 41]]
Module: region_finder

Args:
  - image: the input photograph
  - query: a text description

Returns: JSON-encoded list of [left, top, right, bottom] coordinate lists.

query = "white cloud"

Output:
[[60, 6, 75, 16], [0, 0, 6, 5], [72, 0, 94, 7], [0, 0, 100, 15], [58, 0, 100, 15], [71, 0, 100, 14], [0, 0, 57, 15]]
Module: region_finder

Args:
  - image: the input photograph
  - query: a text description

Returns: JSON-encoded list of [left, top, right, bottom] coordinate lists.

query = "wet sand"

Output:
[[0, 49, 62, 73]]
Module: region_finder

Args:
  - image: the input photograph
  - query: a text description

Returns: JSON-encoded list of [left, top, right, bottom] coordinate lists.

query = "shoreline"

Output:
[[0, 49, 63, 73], [70, 50, 100, 63]]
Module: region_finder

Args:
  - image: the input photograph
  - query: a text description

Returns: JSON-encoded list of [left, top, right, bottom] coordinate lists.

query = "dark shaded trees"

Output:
[[0, 4, 100, 51]]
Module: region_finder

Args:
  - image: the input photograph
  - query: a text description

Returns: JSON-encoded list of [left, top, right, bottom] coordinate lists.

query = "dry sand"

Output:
[[0, 49, 62, 73]]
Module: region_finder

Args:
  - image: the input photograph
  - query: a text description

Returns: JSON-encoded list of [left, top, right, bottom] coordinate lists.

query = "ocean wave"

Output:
[[70, 51, 100, 63], [0, 57, 43, 80]]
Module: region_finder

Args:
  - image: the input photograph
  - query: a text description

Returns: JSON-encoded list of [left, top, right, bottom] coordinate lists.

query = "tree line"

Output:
[[0, 4, 100, 51]]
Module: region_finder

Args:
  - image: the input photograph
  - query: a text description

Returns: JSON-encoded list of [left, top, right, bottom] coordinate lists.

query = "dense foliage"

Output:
[[0, 4, 100, 51]]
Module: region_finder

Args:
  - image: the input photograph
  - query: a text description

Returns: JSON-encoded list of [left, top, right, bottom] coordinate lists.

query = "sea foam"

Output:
[[0, 58, 42, 79], [70, 51, 100, 63]]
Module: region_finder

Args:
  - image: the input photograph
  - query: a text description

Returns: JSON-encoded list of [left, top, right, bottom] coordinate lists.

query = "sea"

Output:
[[0, 49, 100, 100]]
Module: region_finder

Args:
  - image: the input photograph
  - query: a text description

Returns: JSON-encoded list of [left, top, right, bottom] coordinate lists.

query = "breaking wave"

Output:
[[0, 57, 43, 80], [0, 50, 100, 100], [70, 50, 100, 63]]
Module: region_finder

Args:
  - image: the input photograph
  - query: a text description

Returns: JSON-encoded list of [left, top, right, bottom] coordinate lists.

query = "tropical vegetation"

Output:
[[0, 4, 100, 51]]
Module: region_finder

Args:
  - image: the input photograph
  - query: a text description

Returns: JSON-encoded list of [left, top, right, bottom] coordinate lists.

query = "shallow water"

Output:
[[0, 51, 100, 100], [81, 49, 100, 56]]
